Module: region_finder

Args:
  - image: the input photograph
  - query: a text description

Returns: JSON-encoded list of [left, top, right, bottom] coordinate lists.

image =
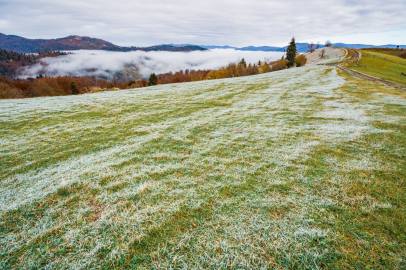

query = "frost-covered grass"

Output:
[[1, 61, 406, 269]]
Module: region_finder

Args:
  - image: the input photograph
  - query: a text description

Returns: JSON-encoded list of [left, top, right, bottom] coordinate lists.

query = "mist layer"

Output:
[[20, 49, 285, 79]]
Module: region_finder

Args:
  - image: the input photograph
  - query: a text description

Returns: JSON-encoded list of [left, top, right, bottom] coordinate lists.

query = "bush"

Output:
[[207, 63, 240, 79], [0, 82, 24, 99], [31, 79, 57, 97], [400, 52, 406, 59], [259, 63, 271, 73], [70, 81, 79, 95], [295, 54, 308, 67], [207, 62, 260, 80], [127, 80, 135, 87], [245, 64, 260, 76], [270, 59, 289, 71]]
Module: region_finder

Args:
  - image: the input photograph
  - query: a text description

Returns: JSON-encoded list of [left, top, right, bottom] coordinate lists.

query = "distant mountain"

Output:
[[0, 33, 207, 53], [331, 43, 406, 49], [237, 46, 281, 51], [163, 44, 237, 50], [199, 43, 406, 53], [3, 33, 404, 54], [199, 45, 237, 50]]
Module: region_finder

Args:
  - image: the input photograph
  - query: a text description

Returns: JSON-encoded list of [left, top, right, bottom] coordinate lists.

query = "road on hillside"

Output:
[[320, 48, 406, 91]]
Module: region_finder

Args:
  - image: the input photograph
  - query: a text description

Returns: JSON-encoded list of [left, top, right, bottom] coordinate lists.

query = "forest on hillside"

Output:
[[0, 49, 68, 78], [1, 44, 307, 99], [0, 33, 208, 53]]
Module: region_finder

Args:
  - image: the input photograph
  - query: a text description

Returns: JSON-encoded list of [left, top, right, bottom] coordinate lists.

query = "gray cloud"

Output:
[[1, 0, 406, 46], [19, 49, 284, 79]]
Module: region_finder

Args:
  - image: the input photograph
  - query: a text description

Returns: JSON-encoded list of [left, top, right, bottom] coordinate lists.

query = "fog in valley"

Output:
[[19, 49, 285, 80]]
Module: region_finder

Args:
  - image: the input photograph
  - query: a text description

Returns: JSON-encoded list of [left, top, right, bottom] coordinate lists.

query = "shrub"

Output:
[[207, 63, 240, 79], [0, 82, 24, 99], [245, 64, 260, 76], [400, 52, 406, 59], [127, 80, 135, 87], [70, 81, 79, 95], [259, 63, 271, 73], [31, 79, 57, 97], [270, 59, 289, 71], [295, 54, 308, 67]]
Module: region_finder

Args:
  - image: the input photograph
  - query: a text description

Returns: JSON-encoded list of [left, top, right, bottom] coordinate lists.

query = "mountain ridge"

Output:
[[166, 43, 406, 52], [1, 33, 405, 54], [0, 33, 207, 53]]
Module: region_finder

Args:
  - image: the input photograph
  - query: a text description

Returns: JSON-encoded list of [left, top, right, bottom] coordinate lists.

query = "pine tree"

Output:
[[128, 80, 135, 87], [148, 73, 158, 86], [239, 58, 247, 68], [70, 81, 79, 95], [286, 37, 297, 68]]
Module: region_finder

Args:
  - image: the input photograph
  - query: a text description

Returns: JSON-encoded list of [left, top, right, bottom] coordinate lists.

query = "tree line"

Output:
[[1, 38, 307, 99]]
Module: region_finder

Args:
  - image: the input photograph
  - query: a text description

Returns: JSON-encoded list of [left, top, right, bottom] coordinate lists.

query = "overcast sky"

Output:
[[1, 0, 405, 47]]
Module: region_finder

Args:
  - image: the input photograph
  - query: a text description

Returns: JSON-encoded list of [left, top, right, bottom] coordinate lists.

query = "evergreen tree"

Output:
[[239, 58, 247, 68], [286, 37, 297, 68], [70, 81, 79, 95], [258, 60, 261, 66], [128, 80, 135, 87], [148, 73, 158, 86]]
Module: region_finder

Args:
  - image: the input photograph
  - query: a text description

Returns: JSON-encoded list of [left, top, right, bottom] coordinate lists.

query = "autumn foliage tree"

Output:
[[1, 39, 309, 99], [0, 49, 68, 78], [0, 81, 23, 99]]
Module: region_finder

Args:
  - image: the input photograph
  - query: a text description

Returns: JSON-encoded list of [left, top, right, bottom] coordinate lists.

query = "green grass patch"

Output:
[[348, 50, 406, 85]]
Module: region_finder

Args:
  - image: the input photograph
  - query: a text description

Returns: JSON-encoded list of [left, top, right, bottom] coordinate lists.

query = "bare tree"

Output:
[[321, 49, 326, 58], [325, 40, 332, 47], [316, 42, 321, 49], [308, 42, 315, 53]]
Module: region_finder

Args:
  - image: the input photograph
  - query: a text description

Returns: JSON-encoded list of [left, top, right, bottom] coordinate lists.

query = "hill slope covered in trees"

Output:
[[0, 33, 207, 53]]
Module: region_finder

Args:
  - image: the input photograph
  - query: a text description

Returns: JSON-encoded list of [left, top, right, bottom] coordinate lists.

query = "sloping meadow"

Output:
[[1, 63, 405, 269]]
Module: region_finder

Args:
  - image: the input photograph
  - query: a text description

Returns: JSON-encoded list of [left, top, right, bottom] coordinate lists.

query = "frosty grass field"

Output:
[[1, 49, 405, 269]]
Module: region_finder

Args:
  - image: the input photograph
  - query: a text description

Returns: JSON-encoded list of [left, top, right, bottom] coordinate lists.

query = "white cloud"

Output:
[[1, 0, 406, 46]]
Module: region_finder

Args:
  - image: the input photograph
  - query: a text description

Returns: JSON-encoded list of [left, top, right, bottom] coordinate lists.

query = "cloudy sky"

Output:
[[1, 0, 405, 47]]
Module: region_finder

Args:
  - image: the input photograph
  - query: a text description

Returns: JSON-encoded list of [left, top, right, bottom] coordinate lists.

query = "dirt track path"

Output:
[[338, 66, 406, 90], [319, 48, 406, 91]]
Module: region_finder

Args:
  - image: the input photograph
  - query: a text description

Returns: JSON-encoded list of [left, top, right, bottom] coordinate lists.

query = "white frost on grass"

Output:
[[1, 53, 405, 269]]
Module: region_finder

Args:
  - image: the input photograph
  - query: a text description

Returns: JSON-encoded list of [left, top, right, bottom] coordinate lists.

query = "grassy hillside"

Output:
[[362, 48, 406, 58], [1, 63, 405, 269], [348, 50, 406, 85]]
